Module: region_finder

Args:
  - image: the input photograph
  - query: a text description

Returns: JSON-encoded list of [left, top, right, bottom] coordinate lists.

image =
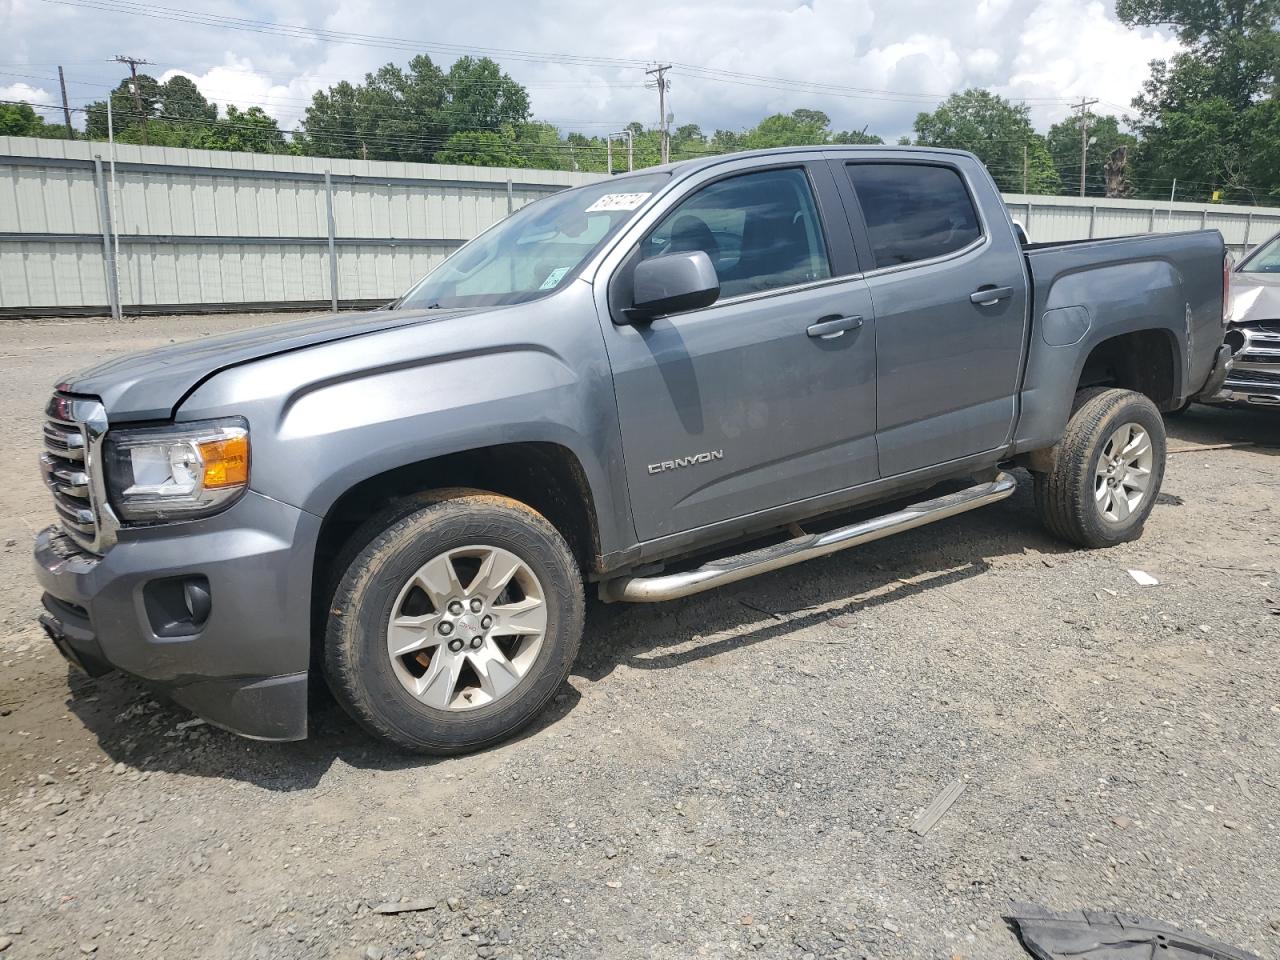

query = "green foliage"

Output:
[[80, 74, 289, 153], [0, 102, 70, 138], [436, 122, 572, 169], [1046, 113, 1137, 196], [912, 89, 1061, 194], [1119, 0, 1280, 200], [301, 54, 529, 163]]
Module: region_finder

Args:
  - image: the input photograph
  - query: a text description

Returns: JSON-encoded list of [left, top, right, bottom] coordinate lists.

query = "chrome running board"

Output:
[[599, 471, 1018, 603]]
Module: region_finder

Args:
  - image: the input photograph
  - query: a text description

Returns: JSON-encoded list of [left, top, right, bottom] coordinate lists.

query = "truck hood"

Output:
[[58, 307, 471, 420], [1229, 271, 1280, 325]]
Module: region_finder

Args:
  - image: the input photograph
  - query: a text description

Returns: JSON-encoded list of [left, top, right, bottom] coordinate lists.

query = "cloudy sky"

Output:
[[1, 0, 1181, 141]]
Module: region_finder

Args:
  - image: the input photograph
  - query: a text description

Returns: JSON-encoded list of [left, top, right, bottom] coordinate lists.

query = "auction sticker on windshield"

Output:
[[586, 192, 651, 212], [539, 266, 571, 290]]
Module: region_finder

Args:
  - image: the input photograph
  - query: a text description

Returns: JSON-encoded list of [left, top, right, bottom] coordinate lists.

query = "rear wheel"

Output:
[[1033, 388, 1166, 548], [324, 490, 584, 754]]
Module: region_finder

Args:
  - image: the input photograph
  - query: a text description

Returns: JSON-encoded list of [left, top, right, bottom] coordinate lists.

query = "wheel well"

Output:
[[1076, 330, 1181, 411], [310, 442, 601, 653]]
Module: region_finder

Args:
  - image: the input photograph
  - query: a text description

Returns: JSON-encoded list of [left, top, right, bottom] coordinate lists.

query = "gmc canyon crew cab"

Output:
[[35, 147, 1233, 753]]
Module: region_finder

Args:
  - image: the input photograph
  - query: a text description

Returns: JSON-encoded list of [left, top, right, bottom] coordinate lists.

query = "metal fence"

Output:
[[1001, 192, 1279, 256], [2, 136, 1278, 317], [0, 137, 603, 316]]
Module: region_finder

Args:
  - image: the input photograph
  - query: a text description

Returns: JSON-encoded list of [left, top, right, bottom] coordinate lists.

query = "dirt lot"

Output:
[[1, 313, 1278, 960]]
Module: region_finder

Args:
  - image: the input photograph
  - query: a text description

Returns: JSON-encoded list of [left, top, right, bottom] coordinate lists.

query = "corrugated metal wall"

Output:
[[2, 136, 1278, 316], [1001, 192, 1279, 254], [0, 137, 604, 314]]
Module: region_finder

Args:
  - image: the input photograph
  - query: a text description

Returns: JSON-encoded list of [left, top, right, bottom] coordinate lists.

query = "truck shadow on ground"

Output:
[[58, 666, 584, 791], [54, 404, 1276, 790], [1169, 403, 1280, 451], [575, 475, 1058, 684]]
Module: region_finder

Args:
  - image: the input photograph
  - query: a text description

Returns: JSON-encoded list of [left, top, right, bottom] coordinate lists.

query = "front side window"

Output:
[[1239, 234, 1280, 273], [398, 173, 669, 310], [846, 163, 982, 268], [639, 167, 831, 301]]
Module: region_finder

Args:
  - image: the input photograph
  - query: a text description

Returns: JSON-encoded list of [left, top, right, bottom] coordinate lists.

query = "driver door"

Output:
[[597, 159, 880, 542]]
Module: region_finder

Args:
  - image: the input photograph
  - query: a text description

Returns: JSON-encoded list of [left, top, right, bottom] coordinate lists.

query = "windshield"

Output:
[[397, 173, 670, 310], [1239, 234, 1280, 273]]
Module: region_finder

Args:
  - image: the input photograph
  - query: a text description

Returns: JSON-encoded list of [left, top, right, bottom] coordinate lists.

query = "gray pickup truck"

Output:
[[35, 146, 1232, 753]]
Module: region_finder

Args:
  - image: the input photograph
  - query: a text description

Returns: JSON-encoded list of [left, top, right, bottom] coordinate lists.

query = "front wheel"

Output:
[[1033, 388, 1167, 548], [324, 490, 585, 754]]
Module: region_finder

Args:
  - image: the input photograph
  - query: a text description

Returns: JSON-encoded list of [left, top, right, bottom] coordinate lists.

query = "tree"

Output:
[[443, 57, 530, 136], [204, 105, 289, 153], [157, 75, 217, 124], [85, 74, 219, 142], [85, 76, 159, 139], [912, 89, 1061, 194], [1045, 113, 1137, 196], [1119, 0, 1280, 201], [0, 102, 69, 139], [301, 55, 529, 164]]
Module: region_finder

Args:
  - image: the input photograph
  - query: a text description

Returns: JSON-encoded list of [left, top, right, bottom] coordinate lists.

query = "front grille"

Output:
[[40, 393, 112, 554], [1228, 368, 1280, 386]]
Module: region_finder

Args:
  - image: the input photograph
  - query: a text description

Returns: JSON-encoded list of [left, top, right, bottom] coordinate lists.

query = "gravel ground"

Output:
[[1, 313, 1278, 960]]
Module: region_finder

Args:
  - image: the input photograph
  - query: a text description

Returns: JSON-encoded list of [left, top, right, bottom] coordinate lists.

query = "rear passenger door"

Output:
[[831, 156, 1029, 477]]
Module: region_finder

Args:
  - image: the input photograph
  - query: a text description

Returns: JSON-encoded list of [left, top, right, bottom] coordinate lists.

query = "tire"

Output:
[[1033, 388, 1167, 548], [324, 488, 584, 754]]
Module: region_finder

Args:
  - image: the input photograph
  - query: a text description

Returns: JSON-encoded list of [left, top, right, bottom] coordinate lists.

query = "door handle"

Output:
[[807, 315, 863, 339], [970, 286, 1013, 306]]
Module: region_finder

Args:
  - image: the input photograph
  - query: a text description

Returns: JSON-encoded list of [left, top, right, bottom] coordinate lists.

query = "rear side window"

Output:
[[845, 163, 981, 268], [641, 167, 831, 300]]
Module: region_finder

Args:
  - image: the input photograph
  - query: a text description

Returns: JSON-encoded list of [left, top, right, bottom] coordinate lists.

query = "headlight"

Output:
[[104, 418, 249, 522]]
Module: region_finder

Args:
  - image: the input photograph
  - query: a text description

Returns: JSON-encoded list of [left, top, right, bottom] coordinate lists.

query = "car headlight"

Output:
[[104, 418, 249, 522]]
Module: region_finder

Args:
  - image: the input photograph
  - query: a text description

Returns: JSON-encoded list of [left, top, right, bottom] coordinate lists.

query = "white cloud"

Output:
[[1, 82, 54, 107], [161, 57, 320, 130], [4, 0, 1183, 141], [1003, 0, 1181, 127]]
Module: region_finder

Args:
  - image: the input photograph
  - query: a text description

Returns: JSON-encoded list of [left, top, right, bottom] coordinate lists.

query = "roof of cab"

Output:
[[655, 143, 981, 179]]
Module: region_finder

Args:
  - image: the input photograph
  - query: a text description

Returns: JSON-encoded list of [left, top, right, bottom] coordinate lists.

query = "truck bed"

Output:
[[1012, 229, 1227, 452]]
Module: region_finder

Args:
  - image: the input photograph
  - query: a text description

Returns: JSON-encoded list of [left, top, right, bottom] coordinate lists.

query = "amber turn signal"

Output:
[[198, 434, 250, 489]]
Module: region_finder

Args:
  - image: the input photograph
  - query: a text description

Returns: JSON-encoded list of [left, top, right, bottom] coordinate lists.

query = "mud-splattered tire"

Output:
[[1033, 388, 1167, 548], [324, 489, 584, 754]]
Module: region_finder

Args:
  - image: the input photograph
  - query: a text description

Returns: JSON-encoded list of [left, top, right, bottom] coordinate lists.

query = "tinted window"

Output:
[[845, 163, 981, 267], [640, 167, 831, 300]]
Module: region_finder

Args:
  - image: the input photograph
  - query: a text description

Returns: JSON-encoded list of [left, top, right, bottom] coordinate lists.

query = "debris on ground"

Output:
[[371, 899, 437, 915], [910, 778, 965, 835], [1005, 904, 1260, 960], [1127, 569, 1160, 586]]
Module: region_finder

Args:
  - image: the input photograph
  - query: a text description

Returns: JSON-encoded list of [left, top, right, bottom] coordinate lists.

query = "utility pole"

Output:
[[646, 64, 672, 164], [112, 55, 152, 144], [1074, 96, 1099, 198], [1022, 143, 1028, 194], [57, 66, 74, 138]]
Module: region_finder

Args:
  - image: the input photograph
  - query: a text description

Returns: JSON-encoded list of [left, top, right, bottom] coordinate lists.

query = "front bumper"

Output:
[[34, 491, 322, 741]]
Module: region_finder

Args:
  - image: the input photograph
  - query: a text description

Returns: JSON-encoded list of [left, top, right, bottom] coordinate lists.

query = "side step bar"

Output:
[[599, 471, 1018, 603]]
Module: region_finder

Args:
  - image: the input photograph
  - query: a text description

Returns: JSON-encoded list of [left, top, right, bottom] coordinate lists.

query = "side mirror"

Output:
[[623, 250, 720, 323]]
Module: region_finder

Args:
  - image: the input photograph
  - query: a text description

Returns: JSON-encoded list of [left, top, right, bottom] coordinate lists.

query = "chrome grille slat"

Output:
[[39, 453, 90, 496], [43, 423, 85, 460], [41, 392, 113, 554]]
